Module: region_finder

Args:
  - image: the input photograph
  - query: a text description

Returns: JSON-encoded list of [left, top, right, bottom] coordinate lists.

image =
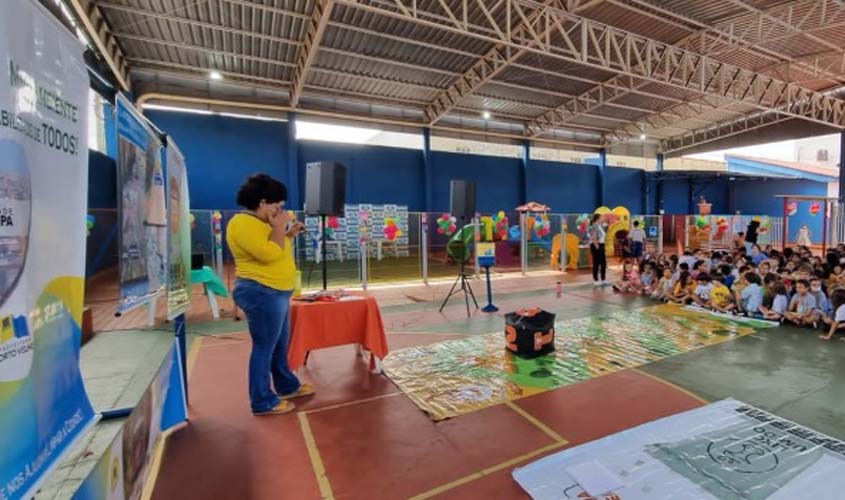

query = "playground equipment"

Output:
[[551, 233, 580, 270], [595, 206, 631, 257], [446, 224, 474, 262]]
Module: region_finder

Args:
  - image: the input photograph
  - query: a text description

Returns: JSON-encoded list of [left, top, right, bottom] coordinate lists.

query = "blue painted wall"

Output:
[[430, 151, 522, 213], [88, 150, 116, 209], [733, 178, 827, 243], [606, 166, 644, 212], [145, 110, 289, 209], [526, 161, 597, 212], [298, 140, 424, 210]]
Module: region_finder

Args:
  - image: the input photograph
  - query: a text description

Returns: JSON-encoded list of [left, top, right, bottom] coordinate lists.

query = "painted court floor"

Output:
[[149, 280, 845, 500]]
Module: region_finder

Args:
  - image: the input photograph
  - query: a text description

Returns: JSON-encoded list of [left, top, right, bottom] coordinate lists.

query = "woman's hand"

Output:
[[269, 209, 291, 230], [286, 222, 305, 238]]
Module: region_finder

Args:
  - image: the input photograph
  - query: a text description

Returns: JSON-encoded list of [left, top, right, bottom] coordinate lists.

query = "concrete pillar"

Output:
[[839, 130, 845, 200], [521, 139, 530, 205], [286, 112, 300, 208], [655, 153, 664, 214], [597, 148, 607, 207], [423, 127, 432, 211]]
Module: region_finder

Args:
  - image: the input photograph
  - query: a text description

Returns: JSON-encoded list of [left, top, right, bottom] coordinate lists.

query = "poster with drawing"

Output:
[[513, 399, 845, 500]]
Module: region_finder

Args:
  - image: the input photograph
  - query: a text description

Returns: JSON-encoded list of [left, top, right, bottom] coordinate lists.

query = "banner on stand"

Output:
[[513, 399, 845, 500], [116, 94, 166, 314], [164, 141, 190, 319], [74, 340, 188, 500], [0, 1, 96, 499]]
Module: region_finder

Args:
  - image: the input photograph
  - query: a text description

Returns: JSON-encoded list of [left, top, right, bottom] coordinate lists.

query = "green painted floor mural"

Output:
[[384, 305, 776, 420]]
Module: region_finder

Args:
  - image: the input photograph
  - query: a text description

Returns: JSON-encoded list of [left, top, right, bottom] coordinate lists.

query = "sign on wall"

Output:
[[116, 95, 166, 313], [0, 1, 96, 498], [304, 204, 409, 261]]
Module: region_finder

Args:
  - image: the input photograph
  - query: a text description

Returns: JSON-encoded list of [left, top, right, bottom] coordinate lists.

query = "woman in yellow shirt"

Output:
[[228, 174, 312, 416]]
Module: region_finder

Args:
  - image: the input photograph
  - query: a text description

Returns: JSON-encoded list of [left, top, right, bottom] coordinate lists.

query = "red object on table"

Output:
[[288, 294, 389, 370]]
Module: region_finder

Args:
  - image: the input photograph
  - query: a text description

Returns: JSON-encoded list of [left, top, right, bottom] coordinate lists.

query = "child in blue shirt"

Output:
[[739, 272, 764, 317]]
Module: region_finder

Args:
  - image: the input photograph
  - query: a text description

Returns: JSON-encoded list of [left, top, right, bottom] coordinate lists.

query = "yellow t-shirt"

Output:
[[710, 283, 731, 307], [226, 213, 296, 291]]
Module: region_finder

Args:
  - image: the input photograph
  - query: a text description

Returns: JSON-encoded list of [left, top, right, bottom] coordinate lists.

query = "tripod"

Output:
[[439, 216, 478, 317]]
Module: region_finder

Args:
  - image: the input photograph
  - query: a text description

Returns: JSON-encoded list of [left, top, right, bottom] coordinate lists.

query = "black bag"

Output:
[[504, 308, 556, 358]]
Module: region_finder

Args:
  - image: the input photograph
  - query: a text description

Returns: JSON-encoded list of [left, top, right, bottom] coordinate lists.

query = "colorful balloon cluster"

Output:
[[436, 213, 457, 236], [694, 215, 711, 231], [492, 211, 509, 239], [325, 216, 340, 239], [758, 216, 771, 234], [533, 215, 550, 237], [86, 214, 95, 236], [715, 217, 729, 237], [384, 217, 403, 241], [576, 213, 590, 234]]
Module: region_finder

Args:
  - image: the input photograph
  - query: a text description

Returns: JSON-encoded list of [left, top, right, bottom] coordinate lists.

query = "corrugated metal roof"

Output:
[[82, 0, 845, 153]]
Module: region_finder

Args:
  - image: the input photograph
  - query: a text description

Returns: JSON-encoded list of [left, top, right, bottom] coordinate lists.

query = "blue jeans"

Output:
[[233, 279, 301, 412]]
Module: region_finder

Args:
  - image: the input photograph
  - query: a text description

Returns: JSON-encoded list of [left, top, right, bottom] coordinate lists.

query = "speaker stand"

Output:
[[321, 214, 328, 291], [439, 216, 479, 317]]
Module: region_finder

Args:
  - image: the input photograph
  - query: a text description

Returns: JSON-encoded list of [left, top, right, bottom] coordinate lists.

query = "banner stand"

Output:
[[174, 313, 188, 404]]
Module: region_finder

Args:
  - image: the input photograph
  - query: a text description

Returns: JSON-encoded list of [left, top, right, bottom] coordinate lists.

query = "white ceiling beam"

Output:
[[70, 0, 130, 89], [290, 0, 335, 107]]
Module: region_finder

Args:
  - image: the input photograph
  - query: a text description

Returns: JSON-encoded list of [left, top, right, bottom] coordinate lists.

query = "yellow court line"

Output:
[[299, 412, 335, 499], [304, 392, 402, 414], [186, 336, 203, 377], [505, 401, 569, 444], [631, 368, 710, 404], [140, 422, 188, 500], [408, 441, 566, 500]]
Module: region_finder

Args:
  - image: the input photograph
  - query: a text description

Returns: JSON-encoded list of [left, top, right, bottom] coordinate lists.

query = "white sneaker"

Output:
[[594, 281, 601, 286], [600, 280, 610, 286]]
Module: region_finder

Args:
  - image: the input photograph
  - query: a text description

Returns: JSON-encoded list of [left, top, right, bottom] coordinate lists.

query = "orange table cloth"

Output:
[[288, 294, 389, 370]]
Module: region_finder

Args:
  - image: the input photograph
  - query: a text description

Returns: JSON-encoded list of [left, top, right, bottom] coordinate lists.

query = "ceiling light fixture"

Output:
[[639, 133, 647, 141], [209, 70, 223, 81], [482, 111, 492, 119]]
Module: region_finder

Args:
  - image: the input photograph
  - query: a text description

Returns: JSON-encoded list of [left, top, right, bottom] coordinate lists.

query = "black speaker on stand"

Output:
[[305, 162, 347, 290], [440, 180, 479, 317]]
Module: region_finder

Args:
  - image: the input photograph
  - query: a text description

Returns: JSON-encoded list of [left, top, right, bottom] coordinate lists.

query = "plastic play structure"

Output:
[[447, 224, 475, 262]]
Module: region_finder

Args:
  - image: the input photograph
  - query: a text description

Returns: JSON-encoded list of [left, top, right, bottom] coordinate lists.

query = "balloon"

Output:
[[509, 225, 521, 241], [810, 202, 821, 216], [576, 214, 590, 234], [384, 217, 402, 241], [436, 213, 457, 236], [695, 216, 708, 229], [328, 216, 340, 229], [786, 201, 798, 216]]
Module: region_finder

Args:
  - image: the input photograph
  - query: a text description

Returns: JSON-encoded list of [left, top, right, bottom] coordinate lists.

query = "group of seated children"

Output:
[[612, 244, 845, 341]]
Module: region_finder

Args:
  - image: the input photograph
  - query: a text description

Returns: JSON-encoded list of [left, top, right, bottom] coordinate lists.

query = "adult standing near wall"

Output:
[[588, 213, 608, 286], [745, 219, 760, 255], [227, 173, 313, 415]]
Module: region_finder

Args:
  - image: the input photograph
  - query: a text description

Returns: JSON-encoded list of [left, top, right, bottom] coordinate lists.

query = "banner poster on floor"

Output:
[[513, 399, 845, 500], [115, 94, 166, 314], [74, 340, 188, 500], [163, 141, 191, 319], [0, 1, 97, 499]]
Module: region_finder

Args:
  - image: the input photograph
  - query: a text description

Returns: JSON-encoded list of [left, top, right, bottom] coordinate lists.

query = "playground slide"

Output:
[[447, 225, 474, 262]]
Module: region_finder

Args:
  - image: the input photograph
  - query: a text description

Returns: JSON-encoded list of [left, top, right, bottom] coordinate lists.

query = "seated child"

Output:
[[809, 277, 830, 324], [673, 262, 689, 282], [719, 264, 735, 289], [691, 273, 714, 307], [759, 282, 788, 321], [783, 279, 817, 327], [612, 261, 641, 293], [639, 262, 656, 295], [827, 265, 842, 290], [739, 272, 764, 317], [820, 288, 845, 340], [651, 267, 674, 302], [669, 271, 696, 304], [708, 275, 734, 313]]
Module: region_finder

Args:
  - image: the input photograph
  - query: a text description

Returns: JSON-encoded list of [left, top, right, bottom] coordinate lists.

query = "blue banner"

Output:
[[0, 1, 97, 499], [115, 95, 166, 314], [73, 340, 188, 500]]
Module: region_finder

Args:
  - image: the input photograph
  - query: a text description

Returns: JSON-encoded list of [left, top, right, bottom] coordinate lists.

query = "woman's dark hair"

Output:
[[236, 173, 287, 210], [830, 288, 845, 311], [678, 271, 691, 288], [771, 282, 787, 296], [590, 213, 601, 224]]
